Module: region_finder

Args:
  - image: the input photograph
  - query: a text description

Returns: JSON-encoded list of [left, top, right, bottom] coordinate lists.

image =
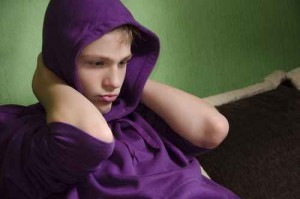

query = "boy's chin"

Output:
[[98, 105, 112, 115]]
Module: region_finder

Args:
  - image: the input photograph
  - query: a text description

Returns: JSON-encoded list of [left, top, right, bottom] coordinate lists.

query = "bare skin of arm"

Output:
[[32, 55, 113, 143], [141, 80, 229, 149]]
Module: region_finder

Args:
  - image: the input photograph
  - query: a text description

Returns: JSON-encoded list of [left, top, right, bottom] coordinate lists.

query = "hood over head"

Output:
[[42, 0, 160, 121]]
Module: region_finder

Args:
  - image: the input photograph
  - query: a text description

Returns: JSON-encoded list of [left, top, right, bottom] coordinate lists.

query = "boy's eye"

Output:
[[119, 59, 130, 67], [119, 61, 127, 66], [88, 61, 105, 67]]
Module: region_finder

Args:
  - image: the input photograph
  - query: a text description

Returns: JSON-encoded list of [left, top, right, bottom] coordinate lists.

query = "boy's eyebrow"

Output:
[[80, 54, 133, 61], [121, 54, 133, 60]]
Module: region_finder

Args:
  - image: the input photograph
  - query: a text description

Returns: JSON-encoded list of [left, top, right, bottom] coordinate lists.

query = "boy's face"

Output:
[[77, 30, 132, 114]]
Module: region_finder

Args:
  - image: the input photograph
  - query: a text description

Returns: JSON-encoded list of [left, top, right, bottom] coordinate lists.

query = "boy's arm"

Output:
[[32, 54, 113, 143], [141, 80, 229, 149], [0, 55, 115, 198]]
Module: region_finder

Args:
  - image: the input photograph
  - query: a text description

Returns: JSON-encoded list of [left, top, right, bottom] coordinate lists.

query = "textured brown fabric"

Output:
[[197, 82, 300, 199]]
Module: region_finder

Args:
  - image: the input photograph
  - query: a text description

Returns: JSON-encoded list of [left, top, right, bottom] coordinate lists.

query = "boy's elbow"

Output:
[[209, 116, 229, 149], [196, 115, 229, 149]]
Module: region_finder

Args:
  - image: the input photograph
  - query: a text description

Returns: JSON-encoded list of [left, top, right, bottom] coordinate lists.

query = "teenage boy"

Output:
[[0, 0, 239, 198]]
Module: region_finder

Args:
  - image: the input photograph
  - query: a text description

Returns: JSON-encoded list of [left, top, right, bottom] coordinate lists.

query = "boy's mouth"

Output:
[[98, 94, 118, 103]]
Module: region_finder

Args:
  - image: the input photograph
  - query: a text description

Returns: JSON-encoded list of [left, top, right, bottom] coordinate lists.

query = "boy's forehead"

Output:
[[79, 47, 132, 62], [80, 31, 131, 53]]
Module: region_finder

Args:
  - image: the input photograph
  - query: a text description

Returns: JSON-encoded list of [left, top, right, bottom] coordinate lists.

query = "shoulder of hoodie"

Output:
[[0, 104, 46, 130]]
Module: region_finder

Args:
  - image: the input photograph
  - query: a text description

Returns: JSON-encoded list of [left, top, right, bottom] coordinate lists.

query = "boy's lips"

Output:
[[98, 94, 118, 103]]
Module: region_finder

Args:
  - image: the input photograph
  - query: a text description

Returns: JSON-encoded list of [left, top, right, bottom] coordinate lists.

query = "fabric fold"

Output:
[[1, 119, 114, 198]]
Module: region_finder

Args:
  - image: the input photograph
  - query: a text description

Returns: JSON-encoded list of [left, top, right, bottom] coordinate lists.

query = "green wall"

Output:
[[1, 0, 300, 105]]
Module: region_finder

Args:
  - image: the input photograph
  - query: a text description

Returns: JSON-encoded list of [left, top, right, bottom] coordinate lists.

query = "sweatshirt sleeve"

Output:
[[0, 120, 114, 199]]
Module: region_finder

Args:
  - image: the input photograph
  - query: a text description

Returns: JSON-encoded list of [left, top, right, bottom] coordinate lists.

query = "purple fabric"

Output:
[[0, 0, 239, 198]]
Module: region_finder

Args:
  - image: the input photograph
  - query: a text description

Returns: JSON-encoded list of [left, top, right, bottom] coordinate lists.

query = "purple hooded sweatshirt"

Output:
[[0, 0, 240, 198]]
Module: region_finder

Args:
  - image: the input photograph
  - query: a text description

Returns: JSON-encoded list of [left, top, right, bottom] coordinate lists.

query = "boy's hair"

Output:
[[113, 24, 141, 45]]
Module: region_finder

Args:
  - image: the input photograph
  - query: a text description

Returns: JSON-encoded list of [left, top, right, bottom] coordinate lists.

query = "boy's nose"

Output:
[[103, 67, 123, 90]]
